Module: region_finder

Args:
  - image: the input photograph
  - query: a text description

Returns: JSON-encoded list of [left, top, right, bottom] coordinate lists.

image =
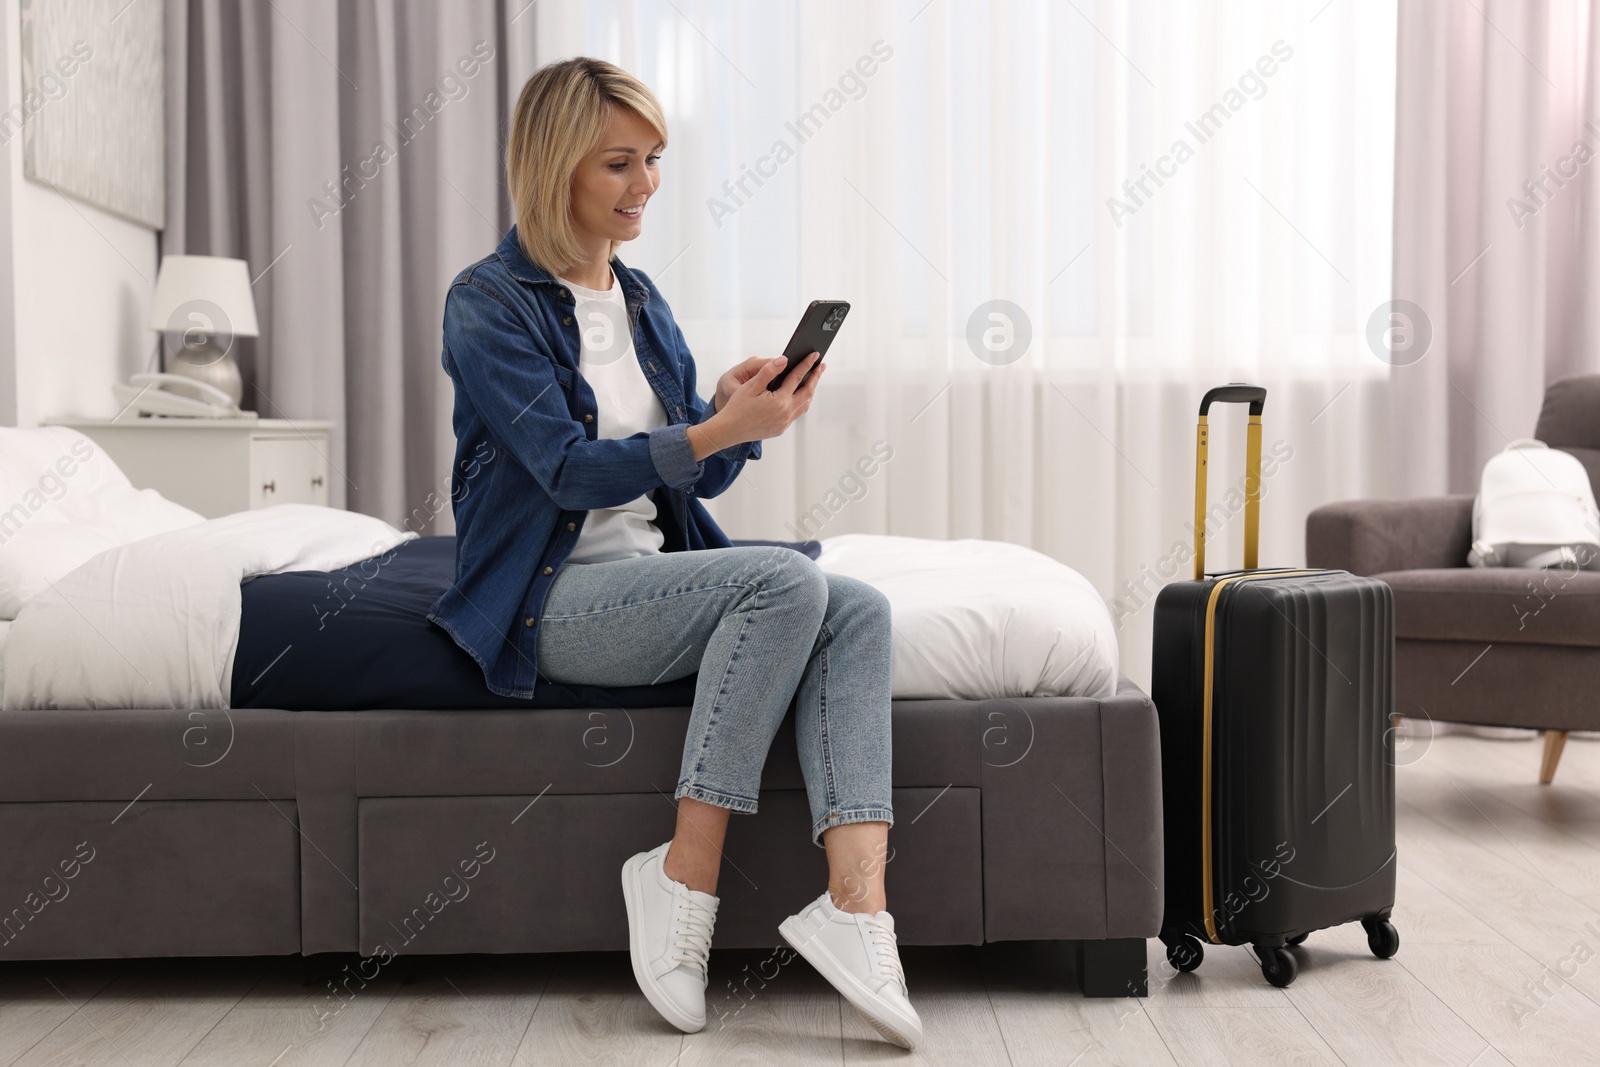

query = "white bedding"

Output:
[[2, 505, 415, 710], [1, 519, 1113, 709], [814, 534, 1119, 700], [0, 426, 208, 618]]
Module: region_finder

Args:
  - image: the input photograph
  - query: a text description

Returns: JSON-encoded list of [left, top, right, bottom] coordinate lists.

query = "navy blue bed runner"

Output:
[[231, 535, 822, 710]]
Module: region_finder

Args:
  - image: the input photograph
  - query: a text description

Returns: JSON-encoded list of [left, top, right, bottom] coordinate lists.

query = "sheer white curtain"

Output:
[[534, 0, 1397, 687]]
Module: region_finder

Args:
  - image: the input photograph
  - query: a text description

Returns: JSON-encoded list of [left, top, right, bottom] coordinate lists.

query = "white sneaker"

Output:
[[621, 842, 719, 1033], [779, 891, 923, 1049]]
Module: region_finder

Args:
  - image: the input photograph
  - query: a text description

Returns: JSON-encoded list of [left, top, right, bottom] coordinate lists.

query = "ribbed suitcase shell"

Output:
[[1152, 383, 1398, 986], [1153, 569, 1396, 950]]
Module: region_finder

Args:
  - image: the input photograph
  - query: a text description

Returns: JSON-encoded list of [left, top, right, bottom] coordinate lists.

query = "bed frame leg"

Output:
[[1078, 937, 1148, 997]]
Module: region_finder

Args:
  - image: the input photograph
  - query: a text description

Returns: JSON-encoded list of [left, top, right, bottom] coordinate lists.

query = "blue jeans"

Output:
[[535, 545, 894, 844]]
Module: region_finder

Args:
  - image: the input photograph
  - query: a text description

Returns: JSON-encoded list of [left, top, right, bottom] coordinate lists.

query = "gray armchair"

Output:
[[1306, 375, 1600, 783]]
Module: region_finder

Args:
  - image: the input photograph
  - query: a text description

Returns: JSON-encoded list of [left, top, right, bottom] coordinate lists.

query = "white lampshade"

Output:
[[148, 255, 260, 338]]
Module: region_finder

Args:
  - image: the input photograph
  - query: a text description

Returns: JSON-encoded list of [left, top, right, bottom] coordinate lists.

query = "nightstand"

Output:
[[45, 417, 335, 518]]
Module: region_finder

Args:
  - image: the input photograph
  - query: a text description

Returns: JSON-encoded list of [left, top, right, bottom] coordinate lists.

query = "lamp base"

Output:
[[166, 338, 244, 408]]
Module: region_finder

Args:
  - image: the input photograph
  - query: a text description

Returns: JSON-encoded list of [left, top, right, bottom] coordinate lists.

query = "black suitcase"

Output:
[[1153, 384, 1398, 989]]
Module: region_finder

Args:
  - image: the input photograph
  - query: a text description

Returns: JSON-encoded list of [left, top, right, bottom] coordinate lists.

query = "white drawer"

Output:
[[250, 436, 330, 509]]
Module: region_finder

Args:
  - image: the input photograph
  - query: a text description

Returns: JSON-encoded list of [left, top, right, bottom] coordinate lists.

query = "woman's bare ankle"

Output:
[[663, 841, 719, 896], [828, 883, 888, 915]]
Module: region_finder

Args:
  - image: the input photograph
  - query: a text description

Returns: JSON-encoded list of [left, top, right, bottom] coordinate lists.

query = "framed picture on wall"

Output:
[[17, 0, 165, 229]]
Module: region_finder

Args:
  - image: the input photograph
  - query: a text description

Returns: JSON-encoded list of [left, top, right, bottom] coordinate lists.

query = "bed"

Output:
[[0, 428, 1161, 998]]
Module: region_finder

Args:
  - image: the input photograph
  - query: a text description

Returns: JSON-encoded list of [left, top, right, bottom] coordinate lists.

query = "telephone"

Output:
[[111, 373, 257, 420]]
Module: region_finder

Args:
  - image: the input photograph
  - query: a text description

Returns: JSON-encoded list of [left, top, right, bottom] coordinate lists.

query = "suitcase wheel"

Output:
[[1164, 934, 1204, 973], [1362, 918, 1400, 960], [1255, 945, 1298, 988], [1286, 932, 1308, 947]]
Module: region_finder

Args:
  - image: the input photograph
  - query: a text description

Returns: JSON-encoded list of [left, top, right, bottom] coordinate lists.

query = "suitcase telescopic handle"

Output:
[[1193, 383, 1267, 579], [1198, 384, 1266, 416]]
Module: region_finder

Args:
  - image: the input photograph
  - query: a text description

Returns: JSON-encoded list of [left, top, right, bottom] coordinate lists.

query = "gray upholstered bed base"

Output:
[[0, 677, 1163, 996]]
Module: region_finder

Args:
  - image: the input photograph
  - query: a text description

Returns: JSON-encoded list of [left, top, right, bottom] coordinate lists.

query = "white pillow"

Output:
[[61, 482, 205, 543], [0, 426, 135, 510], [0, 427, 206, 618], [813, 533, 1120, 700]]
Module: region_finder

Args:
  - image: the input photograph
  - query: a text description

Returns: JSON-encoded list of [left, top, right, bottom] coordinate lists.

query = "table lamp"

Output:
[[148, 254, 260, 407]]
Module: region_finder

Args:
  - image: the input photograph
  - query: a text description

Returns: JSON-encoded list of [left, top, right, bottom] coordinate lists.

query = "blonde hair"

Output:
[[506, 58, 668, 276]]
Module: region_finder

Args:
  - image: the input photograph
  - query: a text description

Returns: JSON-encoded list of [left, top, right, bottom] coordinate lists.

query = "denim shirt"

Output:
[[427, 226, 761, 698]]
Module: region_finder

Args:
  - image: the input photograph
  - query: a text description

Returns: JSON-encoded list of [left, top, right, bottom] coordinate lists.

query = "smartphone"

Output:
[[767, 300, 850, 391]]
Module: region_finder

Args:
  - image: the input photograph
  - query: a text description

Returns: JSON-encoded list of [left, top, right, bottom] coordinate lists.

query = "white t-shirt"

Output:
[[560, 267, 669, 564]]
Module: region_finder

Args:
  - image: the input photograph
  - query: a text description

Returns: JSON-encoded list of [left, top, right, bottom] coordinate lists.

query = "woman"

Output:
[[429, 57, 920, 1049]]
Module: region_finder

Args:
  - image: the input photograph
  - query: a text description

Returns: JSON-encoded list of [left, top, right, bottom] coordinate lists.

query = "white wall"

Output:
[[0, 0, 158, 428]]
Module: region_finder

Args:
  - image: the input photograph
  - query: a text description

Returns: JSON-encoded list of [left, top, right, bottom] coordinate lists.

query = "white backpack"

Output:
[[1468, 439, 1600, 570]]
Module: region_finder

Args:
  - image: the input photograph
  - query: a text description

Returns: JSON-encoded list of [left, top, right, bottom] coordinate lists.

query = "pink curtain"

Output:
[[1393, 0, 1600, 496]]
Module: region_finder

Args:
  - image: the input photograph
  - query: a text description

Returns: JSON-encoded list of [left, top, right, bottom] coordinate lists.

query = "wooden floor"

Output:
[[4, 732, 1600, 1066]]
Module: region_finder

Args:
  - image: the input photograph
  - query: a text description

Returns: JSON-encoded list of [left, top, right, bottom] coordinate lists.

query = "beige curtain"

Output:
[[162, 0, 540, 527], [1393, 0, 1600, 497]]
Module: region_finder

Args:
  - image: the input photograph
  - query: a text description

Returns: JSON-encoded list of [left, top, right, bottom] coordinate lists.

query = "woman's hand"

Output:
[[712, 356, 778, 413], [690, 353, 823, 456]]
